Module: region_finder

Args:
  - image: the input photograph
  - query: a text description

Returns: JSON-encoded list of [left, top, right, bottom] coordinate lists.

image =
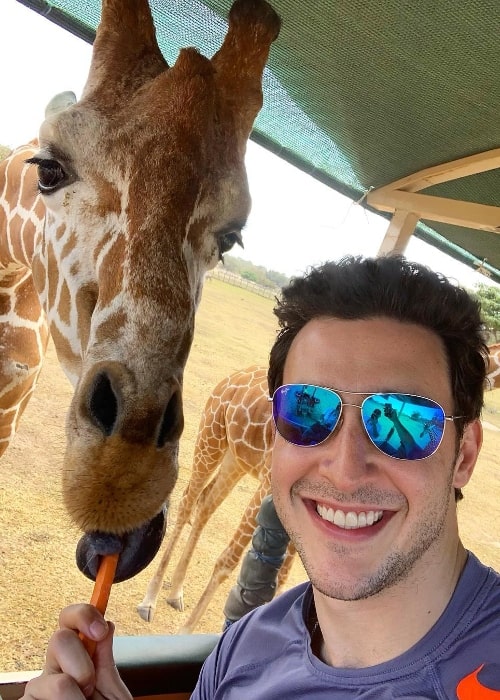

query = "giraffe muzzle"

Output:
[[75, 505, 167, 582]]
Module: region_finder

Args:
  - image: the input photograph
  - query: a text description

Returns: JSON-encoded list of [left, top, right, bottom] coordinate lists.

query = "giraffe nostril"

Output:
[[88, 372, 118, 436], [157, 390, 184, 448]]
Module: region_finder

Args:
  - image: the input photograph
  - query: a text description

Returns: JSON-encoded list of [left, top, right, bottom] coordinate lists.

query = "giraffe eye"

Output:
[[26, 157, 68, 194], [217, 229, 243, 261]]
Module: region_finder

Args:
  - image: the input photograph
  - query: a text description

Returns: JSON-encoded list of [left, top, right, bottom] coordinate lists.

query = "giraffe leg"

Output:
[[166, 454, 244, 612], [137, 387, 237, 622], [177, 481, 268, 633], [136, 491, 192, 621], [136, 451, 229, 622]]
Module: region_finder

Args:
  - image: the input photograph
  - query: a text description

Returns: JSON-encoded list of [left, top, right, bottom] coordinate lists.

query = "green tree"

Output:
[[0, 143, 11, 161], [241, 269, 258, 283], [474, 283, 500, 342], [267, 269, 289, 288], [223, 255, 288, 289]]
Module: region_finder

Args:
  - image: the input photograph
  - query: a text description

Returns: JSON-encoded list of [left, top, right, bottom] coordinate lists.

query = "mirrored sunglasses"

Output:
[[269, 384, 462, 461]]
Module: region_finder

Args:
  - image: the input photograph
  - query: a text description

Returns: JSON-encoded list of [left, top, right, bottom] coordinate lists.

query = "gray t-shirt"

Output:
[[192, 552, 500, 699]]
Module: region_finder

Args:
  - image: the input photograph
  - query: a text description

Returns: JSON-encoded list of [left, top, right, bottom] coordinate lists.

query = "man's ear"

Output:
[[453, 419, 482, 489]]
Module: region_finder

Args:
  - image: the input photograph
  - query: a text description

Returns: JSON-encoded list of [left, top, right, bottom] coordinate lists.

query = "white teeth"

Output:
[[333, 510, 345, 527], [345, 511, 358, 528], [316, 504, 383, 529]]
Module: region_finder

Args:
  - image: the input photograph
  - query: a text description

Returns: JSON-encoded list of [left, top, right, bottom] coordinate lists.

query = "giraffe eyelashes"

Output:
[[25, 156, 70, 194], [217, 228, 244, 261]]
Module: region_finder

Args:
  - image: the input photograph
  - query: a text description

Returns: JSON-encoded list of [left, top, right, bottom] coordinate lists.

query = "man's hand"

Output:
[[21, 604, 132, 699]]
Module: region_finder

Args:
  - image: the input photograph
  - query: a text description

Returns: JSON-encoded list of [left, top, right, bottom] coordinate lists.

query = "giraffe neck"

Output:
[[0, 143, 43, 271], [0, 145, 49, 456], [487, 343, 500, 390], [0, 141, 45, 270]]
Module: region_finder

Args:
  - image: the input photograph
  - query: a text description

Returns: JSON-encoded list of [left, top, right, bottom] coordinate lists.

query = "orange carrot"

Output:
[[79, 553, 119, 657]]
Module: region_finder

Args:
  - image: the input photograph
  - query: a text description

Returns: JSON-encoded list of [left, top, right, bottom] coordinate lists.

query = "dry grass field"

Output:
[[1, 277, 499, 672]]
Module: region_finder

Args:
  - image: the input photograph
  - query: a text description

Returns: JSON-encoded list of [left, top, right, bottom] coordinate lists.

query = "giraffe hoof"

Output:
[[136, 603, 156, 623], [167, 595, 184, 612]]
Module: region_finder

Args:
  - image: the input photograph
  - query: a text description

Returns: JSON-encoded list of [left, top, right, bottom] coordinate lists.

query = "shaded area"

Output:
[[17, 0, 500, 280]]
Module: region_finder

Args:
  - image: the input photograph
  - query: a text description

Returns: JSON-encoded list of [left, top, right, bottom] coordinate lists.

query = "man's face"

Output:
[[271, 316, 479, 601]]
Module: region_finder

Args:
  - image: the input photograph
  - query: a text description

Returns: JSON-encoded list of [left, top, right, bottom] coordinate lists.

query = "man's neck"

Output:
[[312, 543, 468, 668]]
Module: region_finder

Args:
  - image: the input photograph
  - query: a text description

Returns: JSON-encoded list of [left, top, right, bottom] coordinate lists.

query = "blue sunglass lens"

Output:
[[361, 394, 445, 460], [272, 384, 341, 446], [272, 385, 446, 459]]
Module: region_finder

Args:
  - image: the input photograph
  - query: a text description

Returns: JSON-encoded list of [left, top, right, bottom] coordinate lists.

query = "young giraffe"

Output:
[[487, 343, 500, 389], [0, 0, 280, 582], [137, 365, 296, 631]]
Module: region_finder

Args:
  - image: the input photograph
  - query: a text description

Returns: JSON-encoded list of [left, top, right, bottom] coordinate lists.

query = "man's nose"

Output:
[[317, 408, 376, 488]]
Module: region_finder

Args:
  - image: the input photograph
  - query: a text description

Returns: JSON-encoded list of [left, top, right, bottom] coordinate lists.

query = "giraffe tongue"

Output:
[[75, 506, 167, 583]]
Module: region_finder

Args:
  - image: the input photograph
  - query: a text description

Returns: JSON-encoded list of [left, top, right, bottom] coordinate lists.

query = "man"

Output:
[[23, 255, 500, 699]]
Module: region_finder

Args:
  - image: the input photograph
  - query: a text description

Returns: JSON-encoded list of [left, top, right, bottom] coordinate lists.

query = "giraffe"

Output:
[[487, 343, 500, 389], [0, 0, 280, 583], [137, 365, 296, 631]]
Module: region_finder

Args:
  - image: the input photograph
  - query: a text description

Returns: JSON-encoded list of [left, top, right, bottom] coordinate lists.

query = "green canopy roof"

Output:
[[19, 0, 500, 282]]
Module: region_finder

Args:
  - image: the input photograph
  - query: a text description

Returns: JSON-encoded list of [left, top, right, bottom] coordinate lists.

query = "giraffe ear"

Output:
[[211, 0, 281, 140], [45, 91, 77, 118], [81, 0, 168, 104]]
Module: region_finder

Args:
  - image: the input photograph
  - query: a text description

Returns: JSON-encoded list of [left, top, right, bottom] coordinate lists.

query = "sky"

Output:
[[1, 0, 496, 290]]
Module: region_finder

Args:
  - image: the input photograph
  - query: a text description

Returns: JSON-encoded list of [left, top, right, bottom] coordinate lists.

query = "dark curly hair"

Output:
[[268, 255, 488, 501]]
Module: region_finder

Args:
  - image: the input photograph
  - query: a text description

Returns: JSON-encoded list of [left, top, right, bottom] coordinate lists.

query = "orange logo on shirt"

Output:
[[456, 665, 500, 699]]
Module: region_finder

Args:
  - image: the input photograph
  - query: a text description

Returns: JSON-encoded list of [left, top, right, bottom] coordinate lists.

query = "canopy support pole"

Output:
[[377, 210, 419, 255], [368, 147, 500, 256]]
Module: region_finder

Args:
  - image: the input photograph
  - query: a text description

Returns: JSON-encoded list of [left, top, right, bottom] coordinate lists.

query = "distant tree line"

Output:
[[0, 144, 11, 161], [223, 255, 289, 290], [473, 283, 500, 343], [219, 259, 500, 341]]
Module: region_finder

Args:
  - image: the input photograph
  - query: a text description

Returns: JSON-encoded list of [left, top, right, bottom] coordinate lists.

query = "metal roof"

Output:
[[19, 0, 500, 282]]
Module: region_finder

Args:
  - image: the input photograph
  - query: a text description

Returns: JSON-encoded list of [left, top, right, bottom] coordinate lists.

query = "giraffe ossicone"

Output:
[[0, 0, 280, 582]]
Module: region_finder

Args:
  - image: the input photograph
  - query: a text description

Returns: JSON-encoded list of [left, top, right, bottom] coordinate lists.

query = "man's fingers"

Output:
[[43, 629, 95, 696], [23, 670, 88, 699], [21, 605, 123, 699], [92, 621, 116, 668], [58, 603, 109, 641]]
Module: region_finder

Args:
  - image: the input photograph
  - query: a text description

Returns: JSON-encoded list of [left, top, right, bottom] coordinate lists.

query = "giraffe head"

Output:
[[28, 0, 280, 581]]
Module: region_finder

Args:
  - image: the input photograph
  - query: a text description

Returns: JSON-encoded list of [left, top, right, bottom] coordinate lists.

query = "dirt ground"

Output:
[[1, 278, 499, 672]]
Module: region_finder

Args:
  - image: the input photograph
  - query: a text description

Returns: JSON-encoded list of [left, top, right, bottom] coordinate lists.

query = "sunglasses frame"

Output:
[[269, 383, 463, 461]]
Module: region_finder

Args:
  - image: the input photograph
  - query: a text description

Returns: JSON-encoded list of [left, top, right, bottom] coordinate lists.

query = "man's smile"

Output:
[[316, 503, 384, 529]]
